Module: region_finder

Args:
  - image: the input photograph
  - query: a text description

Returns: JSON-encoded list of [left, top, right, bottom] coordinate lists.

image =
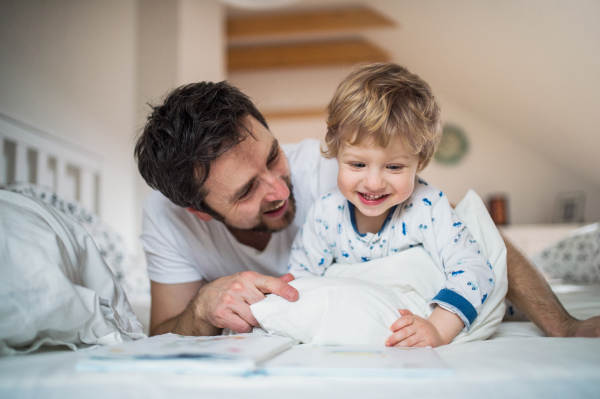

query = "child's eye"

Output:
[[349, 162, 365, 168], [387, 165, 405, 171]]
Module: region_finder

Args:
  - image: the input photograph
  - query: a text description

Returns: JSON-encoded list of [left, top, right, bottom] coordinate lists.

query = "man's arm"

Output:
[[149, 272, 298, 337], [503, 233, 600, 337]]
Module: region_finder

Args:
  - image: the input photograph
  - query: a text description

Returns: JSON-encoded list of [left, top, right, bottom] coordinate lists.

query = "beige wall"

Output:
[[229, 67, 600, 224]]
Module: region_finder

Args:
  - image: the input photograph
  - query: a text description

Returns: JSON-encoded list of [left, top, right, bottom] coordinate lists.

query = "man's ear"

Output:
[[186, 207, 213, 222]]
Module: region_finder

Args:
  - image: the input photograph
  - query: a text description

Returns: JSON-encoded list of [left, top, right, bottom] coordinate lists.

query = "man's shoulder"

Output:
[[282, 139, 338, 200], [142, 190, 195, 227], [143, 190, 180, 212], [282, 139, 323, 173]]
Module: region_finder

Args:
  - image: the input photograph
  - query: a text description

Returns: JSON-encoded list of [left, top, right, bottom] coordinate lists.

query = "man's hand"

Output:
[[567, 316, 600, 338], [150, 272, 297, 337], [386, 309, 445, 348], [193, 271, 298, 333]]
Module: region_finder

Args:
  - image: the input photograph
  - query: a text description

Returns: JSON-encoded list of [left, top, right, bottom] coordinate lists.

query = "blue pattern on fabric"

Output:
[[423, 198, 432, 206]]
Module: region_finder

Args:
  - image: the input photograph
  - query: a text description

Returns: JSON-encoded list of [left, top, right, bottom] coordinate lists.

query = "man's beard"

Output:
[[206, 176, 296, 234]]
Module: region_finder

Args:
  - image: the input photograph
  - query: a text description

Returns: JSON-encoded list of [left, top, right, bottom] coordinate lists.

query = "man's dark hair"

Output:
[[134, 81, 268, 212]]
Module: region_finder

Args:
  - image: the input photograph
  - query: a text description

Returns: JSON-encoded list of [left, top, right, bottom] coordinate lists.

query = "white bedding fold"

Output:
[[0, 190, 146, 356]]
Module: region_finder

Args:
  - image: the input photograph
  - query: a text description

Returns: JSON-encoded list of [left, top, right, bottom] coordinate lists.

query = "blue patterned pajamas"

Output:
[[287, 177, 495, 329]]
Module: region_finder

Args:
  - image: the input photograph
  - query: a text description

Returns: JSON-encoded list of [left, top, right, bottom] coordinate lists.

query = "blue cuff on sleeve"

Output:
[[432, 288, 478, 327]]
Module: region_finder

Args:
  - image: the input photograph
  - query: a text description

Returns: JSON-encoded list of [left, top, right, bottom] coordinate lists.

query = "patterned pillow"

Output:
[[0, 182, 150, 298], [532, 223, 600, 284]]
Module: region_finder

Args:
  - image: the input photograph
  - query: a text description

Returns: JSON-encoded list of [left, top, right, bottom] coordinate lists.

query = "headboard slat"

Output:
[[0, 113, 102, 215], [15, 142, 28, 183]]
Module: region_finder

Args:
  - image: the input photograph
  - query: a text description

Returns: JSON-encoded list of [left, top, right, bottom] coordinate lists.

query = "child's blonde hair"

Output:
[[323, 63, 443, 171]]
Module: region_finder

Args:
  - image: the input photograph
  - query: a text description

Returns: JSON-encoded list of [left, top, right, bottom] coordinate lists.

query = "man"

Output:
[[134, 81, 599, 339]]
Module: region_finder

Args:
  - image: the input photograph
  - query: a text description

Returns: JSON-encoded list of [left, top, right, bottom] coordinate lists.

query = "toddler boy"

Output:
[[287, 63, 495, 347]]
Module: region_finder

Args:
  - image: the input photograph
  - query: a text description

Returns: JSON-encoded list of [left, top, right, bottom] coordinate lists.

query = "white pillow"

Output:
[[0, 190, 146, 355], [251, 190, 507, 345]]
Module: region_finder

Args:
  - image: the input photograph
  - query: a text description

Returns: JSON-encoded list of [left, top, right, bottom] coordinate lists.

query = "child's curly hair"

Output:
[[323, 63, 443, 171]]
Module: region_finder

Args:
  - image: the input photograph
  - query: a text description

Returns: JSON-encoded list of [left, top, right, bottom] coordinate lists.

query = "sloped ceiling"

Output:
[[228, 0, 600, 187]]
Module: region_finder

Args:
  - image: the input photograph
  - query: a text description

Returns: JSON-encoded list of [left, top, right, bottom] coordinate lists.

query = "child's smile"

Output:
[[336, 136, 421, 233], [358, 192, 390, 205]]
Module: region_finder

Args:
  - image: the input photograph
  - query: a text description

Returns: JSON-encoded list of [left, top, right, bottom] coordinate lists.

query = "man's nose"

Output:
[[263, 172, 290, 202]]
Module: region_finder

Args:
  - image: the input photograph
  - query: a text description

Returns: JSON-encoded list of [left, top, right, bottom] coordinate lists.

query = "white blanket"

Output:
[[0, 190, 146, 355], [251, 190, 508, 345]]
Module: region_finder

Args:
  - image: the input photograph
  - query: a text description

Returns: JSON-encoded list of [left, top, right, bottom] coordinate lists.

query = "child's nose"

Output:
[[364, 171, 385, 191]]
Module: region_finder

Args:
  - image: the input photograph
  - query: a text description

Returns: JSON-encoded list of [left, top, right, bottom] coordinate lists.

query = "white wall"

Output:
[[0, 0, 138, 250], [229, 67, 600, 224], [0, 0, 227, 255]]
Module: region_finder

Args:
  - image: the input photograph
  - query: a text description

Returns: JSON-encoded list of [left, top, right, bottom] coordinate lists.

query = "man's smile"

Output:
[[262, 199, 288, 218]]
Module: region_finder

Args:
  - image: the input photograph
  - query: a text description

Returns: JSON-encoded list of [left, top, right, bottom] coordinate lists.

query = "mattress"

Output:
[[1, 285, 599, 399]]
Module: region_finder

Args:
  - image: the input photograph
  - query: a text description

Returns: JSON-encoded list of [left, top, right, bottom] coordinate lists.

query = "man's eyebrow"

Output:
[[268, 138, 279, 160], [229, 138, 279, 202]]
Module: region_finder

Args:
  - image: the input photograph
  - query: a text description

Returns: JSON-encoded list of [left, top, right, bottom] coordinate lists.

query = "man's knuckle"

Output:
[[240, 271, 255, 280], [230, 282, 244, 292], [221, 294, 236, 305]]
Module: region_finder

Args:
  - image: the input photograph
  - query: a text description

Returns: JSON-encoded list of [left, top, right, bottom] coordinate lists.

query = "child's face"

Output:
[[337, 136, 421, 218]]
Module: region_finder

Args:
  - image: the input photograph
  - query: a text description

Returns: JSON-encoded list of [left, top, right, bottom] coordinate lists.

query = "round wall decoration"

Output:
[[434, 124, 469, 165]]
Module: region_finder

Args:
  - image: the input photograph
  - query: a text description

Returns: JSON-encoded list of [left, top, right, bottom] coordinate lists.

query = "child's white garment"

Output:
[[287, 177, 495, 329]]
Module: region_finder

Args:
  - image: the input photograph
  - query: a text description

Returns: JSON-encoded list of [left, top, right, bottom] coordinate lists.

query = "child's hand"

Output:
[[385, 309, 445, 348]]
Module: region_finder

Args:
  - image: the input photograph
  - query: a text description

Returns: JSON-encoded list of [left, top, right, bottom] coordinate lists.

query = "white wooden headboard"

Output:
[[0, 113, 102, 215]]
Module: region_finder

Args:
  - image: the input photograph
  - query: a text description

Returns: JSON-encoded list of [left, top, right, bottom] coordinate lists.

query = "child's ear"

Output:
[[186, 207, 212, 222]]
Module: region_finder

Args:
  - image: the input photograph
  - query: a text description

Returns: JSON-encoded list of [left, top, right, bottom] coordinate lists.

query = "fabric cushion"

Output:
[[0, 182, 150, 298], [0, 190, 146, 355], [532, 223, 600, 284], [251, 190, 507, 345]]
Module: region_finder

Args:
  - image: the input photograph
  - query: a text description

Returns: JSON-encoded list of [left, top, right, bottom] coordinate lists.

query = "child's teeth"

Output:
[[364, 193, 385, 200]]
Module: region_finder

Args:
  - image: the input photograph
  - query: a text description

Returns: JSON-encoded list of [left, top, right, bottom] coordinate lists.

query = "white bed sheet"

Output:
[[1, 285, 599, 399]]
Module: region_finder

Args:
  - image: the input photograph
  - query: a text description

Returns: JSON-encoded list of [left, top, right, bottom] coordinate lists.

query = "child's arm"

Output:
[[410, 183, 495, 331], [386, 306, 464, 347]]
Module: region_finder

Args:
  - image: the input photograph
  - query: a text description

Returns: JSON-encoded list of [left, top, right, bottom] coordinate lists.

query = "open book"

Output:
[[77, 333, 451, 377], [76, 333, 293, 376]]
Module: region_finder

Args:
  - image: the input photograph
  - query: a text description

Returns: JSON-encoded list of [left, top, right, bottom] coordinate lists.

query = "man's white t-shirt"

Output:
[[141, 139, 338, 284]]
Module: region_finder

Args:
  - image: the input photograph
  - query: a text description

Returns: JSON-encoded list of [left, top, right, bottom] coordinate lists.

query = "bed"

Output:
[[1, 115, 599, 398], [0, 285, 598, 399]]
